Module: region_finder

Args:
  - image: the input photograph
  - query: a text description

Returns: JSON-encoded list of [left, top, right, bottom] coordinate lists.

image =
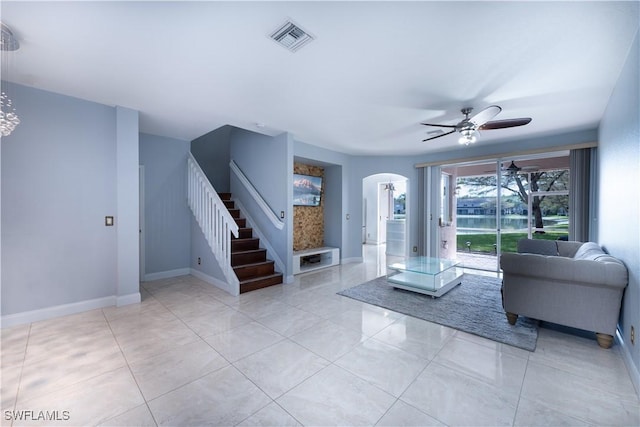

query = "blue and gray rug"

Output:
[[337, 273, 538, 351]]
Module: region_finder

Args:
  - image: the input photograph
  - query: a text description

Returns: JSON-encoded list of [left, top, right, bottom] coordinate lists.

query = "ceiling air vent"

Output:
[[270, 21, 314, 52]]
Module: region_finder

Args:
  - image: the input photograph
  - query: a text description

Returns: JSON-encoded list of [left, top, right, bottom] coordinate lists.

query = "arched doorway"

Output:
[[362, 173, 408, 257]]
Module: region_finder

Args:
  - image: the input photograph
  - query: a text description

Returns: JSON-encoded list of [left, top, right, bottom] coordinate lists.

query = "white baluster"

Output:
[[187, 154, 239, 294]]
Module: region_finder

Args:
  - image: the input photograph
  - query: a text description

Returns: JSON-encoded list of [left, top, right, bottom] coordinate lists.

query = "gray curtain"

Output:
[[569, 148, 596, 242]]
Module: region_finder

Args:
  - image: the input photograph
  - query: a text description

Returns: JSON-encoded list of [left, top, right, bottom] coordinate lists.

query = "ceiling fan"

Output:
[[421, 105, 531, 145], [502, 160, 539, 175], [483, 160, 539, 175]]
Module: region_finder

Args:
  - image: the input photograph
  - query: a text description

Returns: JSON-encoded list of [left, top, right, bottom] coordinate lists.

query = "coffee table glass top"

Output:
[[388, 257, 460, 276], [387, 257, 463, 297]]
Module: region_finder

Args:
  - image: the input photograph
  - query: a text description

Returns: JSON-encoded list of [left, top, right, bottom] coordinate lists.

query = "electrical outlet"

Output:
[[631, 325, 635, 345], [413, 246, 418, 252], [197, 257, 201, 265]]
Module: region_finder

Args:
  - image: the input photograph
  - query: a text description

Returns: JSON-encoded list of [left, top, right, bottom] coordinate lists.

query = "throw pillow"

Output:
[[573, 242, 605, 260], [517, 238, 558, 255]]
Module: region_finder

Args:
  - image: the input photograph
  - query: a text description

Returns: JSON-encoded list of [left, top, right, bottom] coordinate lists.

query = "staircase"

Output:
[[219, 193, 283, 293]]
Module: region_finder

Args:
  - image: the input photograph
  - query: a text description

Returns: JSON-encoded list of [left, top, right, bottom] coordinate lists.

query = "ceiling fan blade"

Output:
[[479, 117, 532, 130], [422, 129, 456, 142], [421, 123, 457, 128], [469, 105, 501, 127]]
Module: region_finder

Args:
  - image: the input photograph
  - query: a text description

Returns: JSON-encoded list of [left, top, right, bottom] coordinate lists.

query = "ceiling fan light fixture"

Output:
[[458, 135, 476, 145], [458, 128, 476, 145], [1, 22, 20, 137], [504, 160, 522, 175]]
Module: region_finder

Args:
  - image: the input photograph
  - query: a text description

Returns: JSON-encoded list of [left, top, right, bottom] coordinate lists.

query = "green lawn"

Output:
[[457, 232, 568, 254]]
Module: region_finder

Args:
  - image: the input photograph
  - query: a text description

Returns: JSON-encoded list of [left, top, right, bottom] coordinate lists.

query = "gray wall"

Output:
[[230, 129, 292, 275], [139, 133, 191, 276], [323, 164, 343, 250], [190, 217, 228, 291], [598, 30, 639, 388], [116, 107, 140, 303], [1, 83, 120, 315], [349, 156, 423, 261], [191, 125, 232, 192]]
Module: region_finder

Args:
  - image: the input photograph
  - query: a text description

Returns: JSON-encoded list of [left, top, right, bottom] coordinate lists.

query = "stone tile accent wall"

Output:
[[293, 163, 324, 251]]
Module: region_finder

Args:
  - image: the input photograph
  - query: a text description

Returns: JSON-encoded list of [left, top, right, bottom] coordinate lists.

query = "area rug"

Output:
[[337, 274, 538, 351]]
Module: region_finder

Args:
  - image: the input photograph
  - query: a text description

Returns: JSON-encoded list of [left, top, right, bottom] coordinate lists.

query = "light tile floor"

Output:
[[1, 245, 639, 426]]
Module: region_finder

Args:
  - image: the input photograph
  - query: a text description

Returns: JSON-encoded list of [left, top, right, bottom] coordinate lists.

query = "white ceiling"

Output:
[[2, 1, 638, 156]]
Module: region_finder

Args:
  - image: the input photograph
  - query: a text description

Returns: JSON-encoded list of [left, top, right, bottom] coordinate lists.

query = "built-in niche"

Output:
[[293, 163, 324, 251]]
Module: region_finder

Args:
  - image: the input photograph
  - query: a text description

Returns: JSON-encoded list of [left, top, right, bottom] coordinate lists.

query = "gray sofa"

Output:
[[500, 239, 628, 348]]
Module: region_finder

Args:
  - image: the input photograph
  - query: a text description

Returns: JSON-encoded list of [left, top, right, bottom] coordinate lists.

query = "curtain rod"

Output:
[[414, 141, 597, 168]]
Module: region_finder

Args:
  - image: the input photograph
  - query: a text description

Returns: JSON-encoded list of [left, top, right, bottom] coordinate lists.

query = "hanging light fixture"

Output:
[[1, 22, 21, 137], [458, 127, 477, 145]]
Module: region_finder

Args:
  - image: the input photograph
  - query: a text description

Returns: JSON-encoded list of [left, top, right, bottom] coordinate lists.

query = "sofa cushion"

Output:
[[573, 242, 607, 261], [517, 238, 558, 255]]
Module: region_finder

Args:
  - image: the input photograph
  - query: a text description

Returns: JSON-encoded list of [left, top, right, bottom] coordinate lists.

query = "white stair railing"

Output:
[[187, 153, 239, 291]]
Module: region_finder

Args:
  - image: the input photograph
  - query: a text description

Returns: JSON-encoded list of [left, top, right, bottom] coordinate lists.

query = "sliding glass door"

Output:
[[455, 169, 499, 271], [499, 166, 569, 255], [443, 152, 570, 272]]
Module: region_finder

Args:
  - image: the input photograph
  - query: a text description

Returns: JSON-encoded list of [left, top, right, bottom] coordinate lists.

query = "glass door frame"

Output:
[[439, 152, 570, 273]]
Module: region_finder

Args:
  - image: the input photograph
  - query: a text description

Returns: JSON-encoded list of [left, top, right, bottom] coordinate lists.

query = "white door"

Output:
[[378, 183, 389, 243], [139, 166, 145, 282]]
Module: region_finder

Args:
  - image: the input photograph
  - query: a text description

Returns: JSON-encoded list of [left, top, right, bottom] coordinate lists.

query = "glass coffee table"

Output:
[[387, 257, 463, 298]]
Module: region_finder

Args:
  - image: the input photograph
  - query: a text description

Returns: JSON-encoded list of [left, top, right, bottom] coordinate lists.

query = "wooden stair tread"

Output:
[[232, 248, 266, 255], [233, 260, 274, 269], [216, 193, 281, 293], [239, 273, 282, 283]]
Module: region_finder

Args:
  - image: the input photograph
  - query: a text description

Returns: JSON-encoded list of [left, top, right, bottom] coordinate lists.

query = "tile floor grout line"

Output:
[[8, 245, 637, 426], [13, 319, 129, 405], [115, 289, 249, 407], [230, 336, 331, 391], [221, 364, 278, 425], [511, 355, 530, 426], [101, 307, 160, 427], [6, 322, 32, 427], [372, 395, 401, 426], [269, 400, 306, 427]]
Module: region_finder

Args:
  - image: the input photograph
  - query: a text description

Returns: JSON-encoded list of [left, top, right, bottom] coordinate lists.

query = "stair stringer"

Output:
[[233, 198, 289, 283]]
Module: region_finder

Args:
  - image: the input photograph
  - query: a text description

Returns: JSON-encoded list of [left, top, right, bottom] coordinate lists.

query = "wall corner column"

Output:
[[116, 106, 141, 306]]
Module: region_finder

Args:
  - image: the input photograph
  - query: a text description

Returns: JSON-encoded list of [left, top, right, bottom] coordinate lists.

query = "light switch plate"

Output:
[[105, 216, 114, 226]]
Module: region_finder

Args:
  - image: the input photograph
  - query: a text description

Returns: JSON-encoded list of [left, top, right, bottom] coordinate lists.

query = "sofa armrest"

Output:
[[500, 252, 628, 289]]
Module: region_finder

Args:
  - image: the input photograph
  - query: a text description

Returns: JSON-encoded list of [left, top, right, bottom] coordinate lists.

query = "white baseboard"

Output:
[[117, 292, 141, 307], [341, 257, 363, 264], [1, 296, 116, 328], [617, 329, 640, 398], [144, 268, 191, 282], [190, 268, 239, 296], [284, 275, 295, 284]]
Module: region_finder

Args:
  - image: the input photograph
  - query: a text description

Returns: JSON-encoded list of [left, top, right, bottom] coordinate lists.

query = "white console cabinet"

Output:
[[293, 247, 340, 274]]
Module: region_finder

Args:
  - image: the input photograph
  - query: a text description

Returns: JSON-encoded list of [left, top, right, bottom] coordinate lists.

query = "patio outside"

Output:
[[452, 161, 570, 272]]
